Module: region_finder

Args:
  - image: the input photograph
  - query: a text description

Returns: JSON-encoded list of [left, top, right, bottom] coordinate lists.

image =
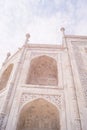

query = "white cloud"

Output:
[[0, 0, 87, 67]]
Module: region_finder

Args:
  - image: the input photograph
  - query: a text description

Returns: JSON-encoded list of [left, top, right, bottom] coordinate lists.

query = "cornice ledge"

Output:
[[65, 35, 87, 39]]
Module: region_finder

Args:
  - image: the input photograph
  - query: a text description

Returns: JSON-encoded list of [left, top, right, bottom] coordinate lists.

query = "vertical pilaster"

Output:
[[0, 34, 30, 130]]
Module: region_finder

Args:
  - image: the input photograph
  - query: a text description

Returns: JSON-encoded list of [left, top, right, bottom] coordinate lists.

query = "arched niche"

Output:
[[0, 64, 13, 91], [16, 98, 60, 130], [27, 55, 58, 86]]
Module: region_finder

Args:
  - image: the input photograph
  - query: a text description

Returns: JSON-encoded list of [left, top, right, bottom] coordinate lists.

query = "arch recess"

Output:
[[0, 64, 13, 91], [16, 98, 60, 130], [27, 55, 58, 86]]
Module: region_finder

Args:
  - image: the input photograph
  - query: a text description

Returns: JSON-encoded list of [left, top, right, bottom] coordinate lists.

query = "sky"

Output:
[[0, 0, 87, 68]]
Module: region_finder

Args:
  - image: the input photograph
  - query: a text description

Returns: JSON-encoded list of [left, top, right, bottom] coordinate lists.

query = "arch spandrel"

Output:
[[17, 98, 60, 130], [27, 55, 58, 86]]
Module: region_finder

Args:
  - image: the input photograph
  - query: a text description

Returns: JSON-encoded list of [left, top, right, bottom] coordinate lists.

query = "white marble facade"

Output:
[[0, 30, 87, 130]]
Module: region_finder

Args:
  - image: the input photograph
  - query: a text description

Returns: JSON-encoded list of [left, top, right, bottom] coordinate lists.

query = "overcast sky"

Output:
[[0, 0, 87, 68]]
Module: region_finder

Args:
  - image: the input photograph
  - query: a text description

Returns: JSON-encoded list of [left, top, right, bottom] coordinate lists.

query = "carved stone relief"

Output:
[[72, 42, 87, 104], [19, 92, 64, 111]]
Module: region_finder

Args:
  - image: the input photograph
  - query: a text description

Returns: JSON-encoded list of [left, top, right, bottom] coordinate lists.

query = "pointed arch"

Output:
[[0, 64, 13, 90], [27, 55, 58, 86], [16, 98, 60, 130]]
